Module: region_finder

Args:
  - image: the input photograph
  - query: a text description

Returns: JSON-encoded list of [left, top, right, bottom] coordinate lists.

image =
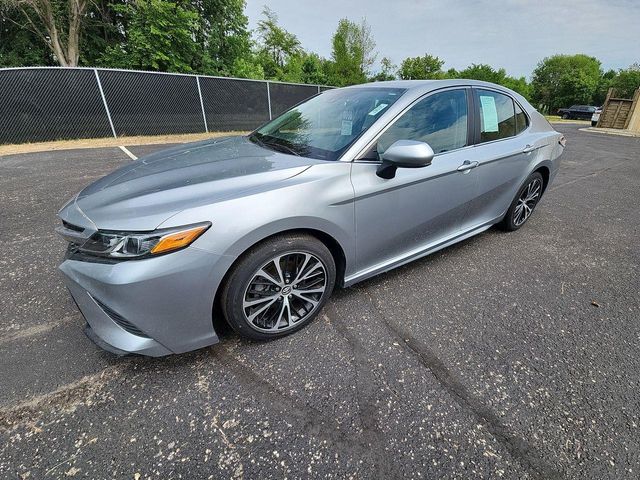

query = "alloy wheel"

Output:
[[513, 178, 542, 227], [242, 252, 327, 333]]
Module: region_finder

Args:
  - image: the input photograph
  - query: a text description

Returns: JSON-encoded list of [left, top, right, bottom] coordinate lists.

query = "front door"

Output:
[[350, 88, 478, 275]]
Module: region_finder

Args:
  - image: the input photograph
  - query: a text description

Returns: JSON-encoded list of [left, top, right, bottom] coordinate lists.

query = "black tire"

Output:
[[591, 121, 597, 127], [499, 172, 544, 232], [220, 234, 336, 341], [561, 113, 570, 119]]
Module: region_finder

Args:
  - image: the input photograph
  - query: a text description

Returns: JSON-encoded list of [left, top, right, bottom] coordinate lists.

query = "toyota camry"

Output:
[[57, 80, 565, 356]]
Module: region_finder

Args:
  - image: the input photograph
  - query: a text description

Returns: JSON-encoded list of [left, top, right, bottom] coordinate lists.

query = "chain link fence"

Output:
[[0, 67, 329, 145]]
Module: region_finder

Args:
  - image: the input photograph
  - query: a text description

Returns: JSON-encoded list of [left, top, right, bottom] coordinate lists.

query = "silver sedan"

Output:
[[57, 80, 565, 356]]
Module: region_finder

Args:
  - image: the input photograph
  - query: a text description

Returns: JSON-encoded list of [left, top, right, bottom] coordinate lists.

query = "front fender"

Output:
[[157, 162, 357, 282]]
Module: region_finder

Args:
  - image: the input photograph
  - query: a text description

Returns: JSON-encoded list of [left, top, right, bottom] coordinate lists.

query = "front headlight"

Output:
[[76, 222, 211, 259]]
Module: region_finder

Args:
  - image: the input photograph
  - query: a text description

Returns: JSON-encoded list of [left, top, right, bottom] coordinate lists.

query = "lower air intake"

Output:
[[93, 297, 150, 338]]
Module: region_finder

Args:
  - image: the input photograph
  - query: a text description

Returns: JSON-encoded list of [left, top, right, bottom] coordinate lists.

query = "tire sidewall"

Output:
[[221, 235, 336, 340], [502, 172, 544, 231]]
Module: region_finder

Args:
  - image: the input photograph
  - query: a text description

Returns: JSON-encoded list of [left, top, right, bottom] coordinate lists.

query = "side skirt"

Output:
[[343, 219, 499, 287]]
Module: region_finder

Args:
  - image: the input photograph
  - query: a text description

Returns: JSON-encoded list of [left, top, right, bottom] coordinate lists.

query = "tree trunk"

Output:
[[17, 0, 86, 67], [65, 0, 85, 66], [49, 23, 70, 66]]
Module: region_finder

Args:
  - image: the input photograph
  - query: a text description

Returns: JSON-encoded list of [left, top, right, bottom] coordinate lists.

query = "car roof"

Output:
[[344, 79, 532, 110], [346, 79, 511, 91]]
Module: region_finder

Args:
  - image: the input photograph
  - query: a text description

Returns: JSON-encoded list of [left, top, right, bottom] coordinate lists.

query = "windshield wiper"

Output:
[[249, 134, 268, 149], [263, 141, 301, 156], [251, 134, 301, 157]]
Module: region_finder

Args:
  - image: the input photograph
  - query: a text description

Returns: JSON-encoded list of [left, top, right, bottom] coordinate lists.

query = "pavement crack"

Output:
[[548, 162, 625, 192], [213, 346, 372, 460], [361, 289, 564, 480], [323, 306, 403, 480]]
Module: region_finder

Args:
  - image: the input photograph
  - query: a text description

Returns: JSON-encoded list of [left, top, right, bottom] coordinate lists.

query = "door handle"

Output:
[[522, 144, 536, 153], [457, 160, 479, 172]]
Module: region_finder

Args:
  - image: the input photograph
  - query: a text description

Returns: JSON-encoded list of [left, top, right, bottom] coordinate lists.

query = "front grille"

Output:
[[65, 244, 118, 264], [92, 297, 150, 338]]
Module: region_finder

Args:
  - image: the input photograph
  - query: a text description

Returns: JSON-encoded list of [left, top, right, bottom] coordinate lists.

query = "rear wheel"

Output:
[[561, 113, 570, 119], [221, 234, 336, 340], [499, 172, 544, 231]]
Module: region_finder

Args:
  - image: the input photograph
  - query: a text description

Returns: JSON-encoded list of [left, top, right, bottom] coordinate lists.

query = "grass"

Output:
[[544, 115, 590, 124]]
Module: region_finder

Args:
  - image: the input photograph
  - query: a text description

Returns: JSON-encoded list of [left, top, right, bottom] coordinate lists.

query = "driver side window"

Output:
[[376, 89, 468, 157]]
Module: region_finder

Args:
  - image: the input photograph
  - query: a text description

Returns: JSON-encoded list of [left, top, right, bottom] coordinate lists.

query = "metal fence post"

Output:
[[266, 81, 272, 120], [317, 85, 321, 94], [196, 75, 208, 133], [94, 69, 117, 138]]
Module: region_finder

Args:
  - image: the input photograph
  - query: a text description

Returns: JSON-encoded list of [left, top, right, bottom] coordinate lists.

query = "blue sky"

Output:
[[245, 0, 640, 79]]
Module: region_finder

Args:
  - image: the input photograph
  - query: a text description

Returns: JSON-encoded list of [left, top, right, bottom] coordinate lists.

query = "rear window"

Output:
[[515, 102, 528, 135], [476, 90, 516, 143]]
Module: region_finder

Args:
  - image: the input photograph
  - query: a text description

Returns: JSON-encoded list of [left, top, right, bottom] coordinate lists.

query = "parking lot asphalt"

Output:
[[0, 124, 638, 479]]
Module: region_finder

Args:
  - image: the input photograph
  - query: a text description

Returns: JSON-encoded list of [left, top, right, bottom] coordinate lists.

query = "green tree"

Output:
[[452, 63, 531, 99], [230, 55, 265, 79], [456, 63, 504, 83], [0, 5, 53, 66], [291, 52, 329, 84], [1, 0, 90, 66], [328, 18, 377, 86], [190, 0, 251, 75], [610, 64, 640, 98], [595, 69, 617, 105], [397, 54, 444, 80], [531, 54, 602, 112], [369, 57, 396, 82], [79, 0, 126, 66], [501, 76, 531, 99], [255, 6, 301, 79], [99, 0, 199, 72]]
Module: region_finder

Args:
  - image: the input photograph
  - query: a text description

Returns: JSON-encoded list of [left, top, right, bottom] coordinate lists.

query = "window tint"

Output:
[[476, 90, 516, 142], [376, 89, 468, 156], [514, 102, 528, 135]]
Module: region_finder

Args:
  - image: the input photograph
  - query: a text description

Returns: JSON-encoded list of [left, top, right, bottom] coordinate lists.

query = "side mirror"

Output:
[[376, 140, 435, 179]]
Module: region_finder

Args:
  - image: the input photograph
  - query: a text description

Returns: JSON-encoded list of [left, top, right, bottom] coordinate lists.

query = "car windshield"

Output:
[[250, 87, 406, 161]]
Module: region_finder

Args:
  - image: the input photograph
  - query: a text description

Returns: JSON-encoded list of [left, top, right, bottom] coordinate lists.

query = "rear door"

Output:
[[463, 88, 532, 228]]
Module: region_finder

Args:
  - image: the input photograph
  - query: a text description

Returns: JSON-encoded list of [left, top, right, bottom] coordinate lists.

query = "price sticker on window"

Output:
[[480, 95, 499, 132], [368, 103, 388, 116], [341, 120, 353, 136]]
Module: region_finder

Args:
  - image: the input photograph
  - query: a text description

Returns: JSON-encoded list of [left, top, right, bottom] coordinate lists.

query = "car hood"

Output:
[[58, 136, 319, 231]]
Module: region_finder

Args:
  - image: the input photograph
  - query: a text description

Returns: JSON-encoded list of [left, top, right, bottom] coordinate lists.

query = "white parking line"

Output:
[[118, 145, 138, 160]]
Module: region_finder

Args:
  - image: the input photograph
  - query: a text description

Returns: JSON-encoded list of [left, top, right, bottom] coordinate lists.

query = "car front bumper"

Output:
[[59, 247, 236, 356]]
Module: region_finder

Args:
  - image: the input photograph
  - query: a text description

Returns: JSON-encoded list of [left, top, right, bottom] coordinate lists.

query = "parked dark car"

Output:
[[557, 105, 597, 120]]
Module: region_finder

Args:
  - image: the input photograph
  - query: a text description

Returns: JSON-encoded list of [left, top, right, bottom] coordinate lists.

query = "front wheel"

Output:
[[499, 172, 544, 231], [591, 120, 597, 127], [220, 234, 336, 341], [561, 113, 570, 119]]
